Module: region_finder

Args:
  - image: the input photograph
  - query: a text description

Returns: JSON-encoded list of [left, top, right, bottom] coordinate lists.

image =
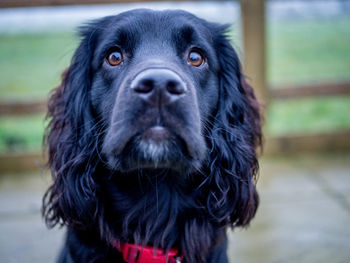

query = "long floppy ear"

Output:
[[205, 25, 262, 227], [42, 26, 101, 229]]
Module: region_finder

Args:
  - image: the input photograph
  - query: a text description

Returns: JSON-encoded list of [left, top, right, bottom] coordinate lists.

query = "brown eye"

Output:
[[188, 50, 204, 67], [107, 49, 123, 66]]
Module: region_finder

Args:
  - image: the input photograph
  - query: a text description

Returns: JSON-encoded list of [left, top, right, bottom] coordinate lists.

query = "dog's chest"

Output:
[[103, 178, 201, 246]]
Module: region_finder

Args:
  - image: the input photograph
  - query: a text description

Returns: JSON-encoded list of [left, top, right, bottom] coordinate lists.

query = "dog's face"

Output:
[[92, 10, 220, 172], [44, 9, 262, 235]]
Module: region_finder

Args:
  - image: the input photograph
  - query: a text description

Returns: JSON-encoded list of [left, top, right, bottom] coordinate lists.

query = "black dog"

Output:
[[43, 9, 262, 263]]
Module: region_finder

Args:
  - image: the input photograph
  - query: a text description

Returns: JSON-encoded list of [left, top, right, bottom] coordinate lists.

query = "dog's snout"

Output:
[[131, 69, 186, 105]]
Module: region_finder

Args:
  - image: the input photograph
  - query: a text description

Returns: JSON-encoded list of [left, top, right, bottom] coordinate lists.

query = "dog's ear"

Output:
[[42, 25, 101, 229], [205, 25, 262, 227]]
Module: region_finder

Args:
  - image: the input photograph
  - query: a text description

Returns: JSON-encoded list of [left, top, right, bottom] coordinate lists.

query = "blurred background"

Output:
[[0, 0, 349, 262]]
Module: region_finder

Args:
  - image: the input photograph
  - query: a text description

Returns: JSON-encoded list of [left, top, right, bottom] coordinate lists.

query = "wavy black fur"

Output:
[[43, 9, 262, 263]]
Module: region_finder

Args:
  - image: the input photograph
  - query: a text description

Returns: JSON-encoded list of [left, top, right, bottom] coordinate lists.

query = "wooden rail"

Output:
[[0, 0, 213, 8], [0, 100, 46, 116], [270, 81, 350, 99], [264, 130, 350, 155], [0, 152, 46, 173]]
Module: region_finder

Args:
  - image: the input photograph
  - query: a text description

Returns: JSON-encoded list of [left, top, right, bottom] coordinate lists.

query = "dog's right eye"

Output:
[[106, 49, 123, 66]]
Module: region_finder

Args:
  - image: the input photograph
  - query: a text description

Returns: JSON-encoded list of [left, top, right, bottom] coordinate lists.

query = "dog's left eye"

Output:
[[188, 50, 205, 67], [106, 49, 123, 66]]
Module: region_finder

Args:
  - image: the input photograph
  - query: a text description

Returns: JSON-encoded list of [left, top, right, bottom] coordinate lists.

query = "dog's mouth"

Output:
[[125, 126, 192, 169], [103, 124, 202, 172]]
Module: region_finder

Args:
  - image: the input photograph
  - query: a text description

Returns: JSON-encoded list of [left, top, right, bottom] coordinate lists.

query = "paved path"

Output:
[[228, 154, 350, 263], [0, 154, 349, 263]]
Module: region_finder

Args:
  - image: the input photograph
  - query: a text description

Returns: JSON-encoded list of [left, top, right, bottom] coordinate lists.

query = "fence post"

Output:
[[240, 0, 267, 105]]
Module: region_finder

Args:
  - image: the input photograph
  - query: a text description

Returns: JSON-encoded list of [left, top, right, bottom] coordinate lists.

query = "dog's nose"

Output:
[[131, 69, 187, 105]]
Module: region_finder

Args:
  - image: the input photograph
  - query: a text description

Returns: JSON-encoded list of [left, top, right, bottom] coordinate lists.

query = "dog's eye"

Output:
[[188, 50, 204, 67], [106, 49, 123, 66]]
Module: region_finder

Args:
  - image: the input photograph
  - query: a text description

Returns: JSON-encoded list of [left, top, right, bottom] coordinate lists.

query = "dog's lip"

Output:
[[148, 125, 168, 135], [150, 125, 167, 133], [141, 125, 170, 141]]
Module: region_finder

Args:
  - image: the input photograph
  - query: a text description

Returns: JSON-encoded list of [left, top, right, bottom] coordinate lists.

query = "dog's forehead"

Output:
[[112, 9, 205, 29], [103, 9, 213, 44]]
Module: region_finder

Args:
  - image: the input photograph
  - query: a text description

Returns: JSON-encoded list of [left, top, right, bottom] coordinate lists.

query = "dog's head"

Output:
[[44, 9, 262, 230], [95, 10, 221, 172]]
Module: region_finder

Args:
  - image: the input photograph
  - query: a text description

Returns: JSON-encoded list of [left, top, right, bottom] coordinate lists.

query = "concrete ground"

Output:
[[0, 153, 349, 263]]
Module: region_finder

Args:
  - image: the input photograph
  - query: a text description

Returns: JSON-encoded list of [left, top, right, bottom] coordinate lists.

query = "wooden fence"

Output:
[[1, 0, 349, 173]]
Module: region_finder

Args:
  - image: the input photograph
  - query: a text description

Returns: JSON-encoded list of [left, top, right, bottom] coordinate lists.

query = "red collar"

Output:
[[112, 241, 183, 263]]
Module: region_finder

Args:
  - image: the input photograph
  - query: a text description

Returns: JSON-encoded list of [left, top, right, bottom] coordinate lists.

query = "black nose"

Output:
[[130, 69, 187, 105]]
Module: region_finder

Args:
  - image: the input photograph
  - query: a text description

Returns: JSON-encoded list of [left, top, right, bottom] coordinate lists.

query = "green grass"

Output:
[[0, 33, 77, 99], [0, 114, 46, 153], [268, 16, 350, 85], [266, 97, 350, 136], [0, 16, 350, 153]]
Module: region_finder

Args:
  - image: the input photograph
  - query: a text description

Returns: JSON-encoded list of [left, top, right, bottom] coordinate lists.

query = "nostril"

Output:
[[133, 79, 154, 93], [166, 80, 186, 95]]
